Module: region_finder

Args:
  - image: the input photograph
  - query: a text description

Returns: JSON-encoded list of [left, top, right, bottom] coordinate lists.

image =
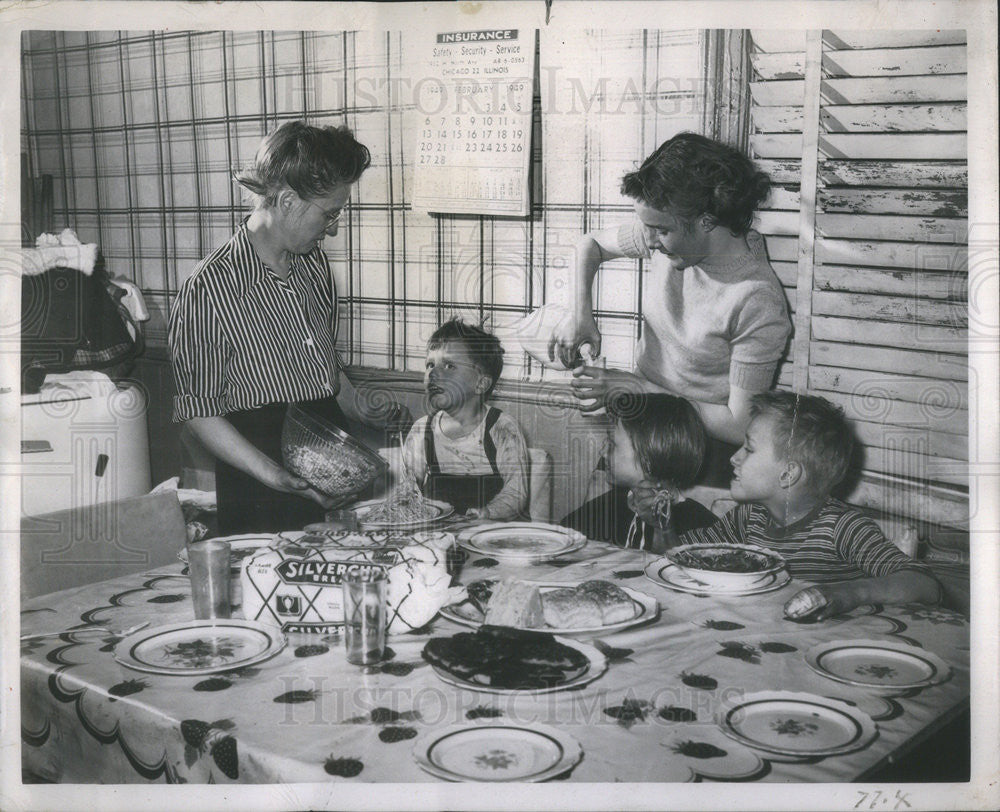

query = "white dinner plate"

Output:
[[177, 533, 277, 567], [439, 580, 659, 635], [277, 528, 407, 548], [351, 498, 454, 530], [113, 619, 286, 676], [456, 523, 587, 562], [429, 636, 607, 696], [412, 722, 583, 782], [644, 559, 791, 596], [717, 691, 878, 757], [805, 639, 952, 692]]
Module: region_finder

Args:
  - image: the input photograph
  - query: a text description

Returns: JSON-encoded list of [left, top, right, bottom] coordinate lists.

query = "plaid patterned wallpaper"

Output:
[[21, 29, 707, 381]]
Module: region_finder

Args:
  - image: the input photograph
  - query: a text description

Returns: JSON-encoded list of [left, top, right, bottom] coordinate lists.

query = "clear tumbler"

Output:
[[188, 539, 232, 620], [342, 568, 387, 665]]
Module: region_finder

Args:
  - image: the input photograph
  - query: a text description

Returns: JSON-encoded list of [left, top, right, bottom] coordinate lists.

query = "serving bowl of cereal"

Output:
[[664, 543, 786, 590], [281, 403, 388, 500]]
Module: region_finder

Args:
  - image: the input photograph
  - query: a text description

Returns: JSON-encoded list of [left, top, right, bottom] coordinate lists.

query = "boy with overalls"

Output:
[[401, 320, 530, 520]]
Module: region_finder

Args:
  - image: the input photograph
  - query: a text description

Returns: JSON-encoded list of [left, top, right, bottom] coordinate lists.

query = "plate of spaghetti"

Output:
[[351, 495, 453, 530]]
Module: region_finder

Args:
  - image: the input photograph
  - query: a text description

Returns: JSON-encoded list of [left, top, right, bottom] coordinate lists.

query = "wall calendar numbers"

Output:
[[411, 29, 535, 216]]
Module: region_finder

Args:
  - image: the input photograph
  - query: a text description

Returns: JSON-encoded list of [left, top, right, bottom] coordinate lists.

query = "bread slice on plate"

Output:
[[577, 580, 636, 624], [485, 580, 545, 628]]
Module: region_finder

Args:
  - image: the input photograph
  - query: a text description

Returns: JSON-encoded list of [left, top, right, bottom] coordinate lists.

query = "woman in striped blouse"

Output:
[[169, 121, 391, 533]]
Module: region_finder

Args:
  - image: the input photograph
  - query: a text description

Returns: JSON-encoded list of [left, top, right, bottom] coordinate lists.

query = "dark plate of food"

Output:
[[421, 625, 607, 694], [664, 544, 785, 590]]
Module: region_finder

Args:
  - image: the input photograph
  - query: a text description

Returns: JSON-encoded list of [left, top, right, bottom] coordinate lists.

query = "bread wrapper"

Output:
[[240, 529, 460, 636], [241, 535, 404, 635], [385, 531, 465, 634]]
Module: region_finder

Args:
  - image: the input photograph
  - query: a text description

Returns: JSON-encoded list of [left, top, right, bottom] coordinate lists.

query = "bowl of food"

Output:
[[281, 403, 388, 500], [665, 544, 785, 590]]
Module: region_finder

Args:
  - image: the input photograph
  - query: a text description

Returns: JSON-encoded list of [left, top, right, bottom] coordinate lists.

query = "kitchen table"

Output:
[[20, 538, 969, 784]]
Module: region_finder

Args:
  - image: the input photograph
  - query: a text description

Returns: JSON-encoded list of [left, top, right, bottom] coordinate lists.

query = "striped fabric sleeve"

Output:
[[833, 511, 933, 577], [483, 414, 530, 521], [169, 277, 229, 421], [676, 503, 750, 546]]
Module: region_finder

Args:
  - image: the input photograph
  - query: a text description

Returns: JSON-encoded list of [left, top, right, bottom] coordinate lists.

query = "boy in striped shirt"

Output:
[[677, 391, 941, 621]]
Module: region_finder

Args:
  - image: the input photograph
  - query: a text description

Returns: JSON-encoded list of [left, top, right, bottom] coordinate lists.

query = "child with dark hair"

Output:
[[401, 319, 529, 520], [560, 393, 716, 552], [678, 391, 941, 620], [550, 132, 791, 480]]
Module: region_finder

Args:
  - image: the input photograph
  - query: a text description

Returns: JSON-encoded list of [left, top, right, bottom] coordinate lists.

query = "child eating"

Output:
[[676, 391, 941, 620], [401, 319, 529, 520], [561, 393, 716, 552]]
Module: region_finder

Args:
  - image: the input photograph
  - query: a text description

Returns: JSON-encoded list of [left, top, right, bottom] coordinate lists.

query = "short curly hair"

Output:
[[750, 391, 855, 496], [427, 319, 505, 398], [607, 393, 706, 490], [621, 132, 771, 235], [234, 121, 371, 207]]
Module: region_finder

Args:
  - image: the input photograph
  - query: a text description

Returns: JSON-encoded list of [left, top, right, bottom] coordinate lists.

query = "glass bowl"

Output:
[[281, 403, 388, 499]]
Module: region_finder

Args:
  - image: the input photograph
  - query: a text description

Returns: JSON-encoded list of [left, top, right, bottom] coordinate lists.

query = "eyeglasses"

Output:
[[304, 198, 347, 228]]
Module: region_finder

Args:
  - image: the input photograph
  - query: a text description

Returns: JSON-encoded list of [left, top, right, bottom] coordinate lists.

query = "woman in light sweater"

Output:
[[549, 132, 791, 485]]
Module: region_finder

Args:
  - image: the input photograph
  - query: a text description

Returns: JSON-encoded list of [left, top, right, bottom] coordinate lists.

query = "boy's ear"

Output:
[[474, 373, 492, 395], [698, 213, 717, 233], [779, 461, 803, 489]]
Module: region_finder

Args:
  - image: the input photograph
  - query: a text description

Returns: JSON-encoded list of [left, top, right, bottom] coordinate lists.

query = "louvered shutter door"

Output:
[[749, 30, 968, 543]]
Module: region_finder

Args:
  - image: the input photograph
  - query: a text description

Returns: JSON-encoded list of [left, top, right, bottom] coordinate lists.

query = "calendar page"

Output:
[[411, 28, 535, 216]]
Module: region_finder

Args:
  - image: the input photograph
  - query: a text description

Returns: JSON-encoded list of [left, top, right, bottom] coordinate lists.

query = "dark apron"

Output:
[[215, 396, 348, 535], [422, 407, 504, 514]]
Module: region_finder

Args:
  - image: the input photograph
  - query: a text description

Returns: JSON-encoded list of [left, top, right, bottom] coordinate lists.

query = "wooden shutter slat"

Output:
[[816, 213, 967, 242], [849, 418, 967, 460], [751, 133, 803, 158], [809, 365, 967, 410], [847, 473, 968, 530], [762, 235, 799, 262], [822, 75, 966, 104], [811, 315, 966, 353], [820, 160, 967, 188], [812, 290, 966, 327], [817, 238, 967, 270], [824, 30, 966, 49], [810, 340, 967, 381], [819, 188, 967, 217], [769, 260, 800, 287], [815, 265, 965, 300], [822, 103, 966, 133], [751, 105, 805, 132], [751, 52, 805, 80], [822, 45, 967, 78], [755, 209, 800, 235], [861, 446, 968, 487], [820, 132, 966, 160], [763, 185, 800, 210], [751, 30, 967, 55], [754, 159, 801, 184], [750, 80, 805, 106]]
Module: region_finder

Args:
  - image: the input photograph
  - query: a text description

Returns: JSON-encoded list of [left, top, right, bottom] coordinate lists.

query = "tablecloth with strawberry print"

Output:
[[20, 540, 969, 783]]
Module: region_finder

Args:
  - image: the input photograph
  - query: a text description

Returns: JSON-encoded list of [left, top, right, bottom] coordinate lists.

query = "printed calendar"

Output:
[[411, 29, 535, 216]]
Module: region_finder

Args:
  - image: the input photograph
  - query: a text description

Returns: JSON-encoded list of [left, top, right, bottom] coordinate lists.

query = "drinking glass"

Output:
[[342, 568, 387, 664], [189, 539, 232, 619]]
